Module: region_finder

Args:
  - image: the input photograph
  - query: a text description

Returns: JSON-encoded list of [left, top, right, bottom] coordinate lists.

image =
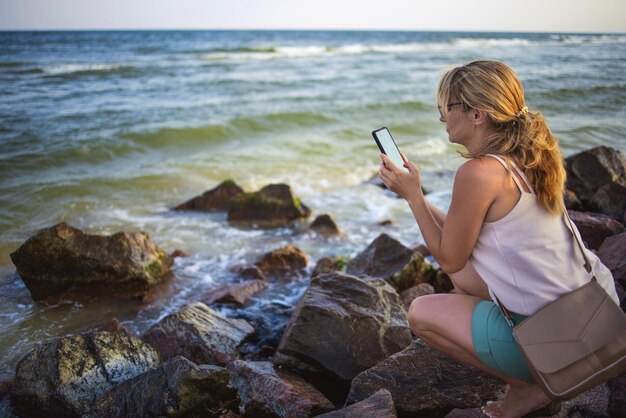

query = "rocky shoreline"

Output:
[[2, 146, 626, 417]]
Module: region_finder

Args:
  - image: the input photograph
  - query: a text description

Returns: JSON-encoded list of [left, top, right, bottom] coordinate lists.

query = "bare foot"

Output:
[[482, 383, 550, 418]]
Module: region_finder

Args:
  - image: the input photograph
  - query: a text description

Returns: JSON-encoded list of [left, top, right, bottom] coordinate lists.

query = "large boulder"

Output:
[[346, 234, 436, 292], [173, 180, 244, 212], [255, 245, 308, 277], [226, 360, 334, 417], [589, 182, 626, 221], [11, 331, 161, 418], [568, 211, 625, 250], [598, 231, 626, 290], [227, 184, 311, 227], [10, 222, 172, 301], [608, 372, 626, 418], [346, 339, 503, 417], [142, 302, 254, 366], [91, 356, 238, 418], [274, 272, 412, 404], [314, 389, 397, 418], [565, 146, 626, 205], [311, 256, 348, 278]]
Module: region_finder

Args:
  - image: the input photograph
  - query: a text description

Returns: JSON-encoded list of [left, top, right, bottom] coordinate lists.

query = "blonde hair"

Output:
[[437, 60, 566, 215]]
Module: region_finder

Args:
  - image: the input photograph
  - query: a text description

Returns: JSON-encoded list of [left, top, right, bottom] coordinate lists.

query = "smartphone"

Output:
[[372, 127, 408, 172]]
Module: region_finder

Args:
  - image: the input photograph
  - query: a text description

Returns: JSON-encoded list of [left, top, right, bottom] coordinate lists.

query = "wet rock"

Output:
[[173, 180, 244, 212], [568, 210, 625, 250], [346, 339, 503, 417], [399, 283, 435, 309], [142, 302, 254, 366], [598, 231, 626, 289], [590, 182, 626, 220], [314, 389, 397, 418], [90, 356, 238, 418], [97, 317, 129, 334], [312, 256, 348, 278], [346, 234, 435, 292], [608, 372, 626, 418], [274, 272, 411, 404], [11, 331, 161, 418], [309, 214, 341, 236], [200, 279, 268, 306], [226, 360, 334, 418], [227, 184, 311, 227], [255, 245, 308, 276], [10, 222, 172, 301], [235, 265, 267, 281], [565, 146, 626, 205]]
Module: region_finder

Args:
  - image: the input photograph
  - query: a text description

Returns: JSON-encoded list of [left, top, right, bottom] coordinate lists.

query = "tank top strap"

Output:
[[484, 154, 527, 194], [508, 160, 536, 194]]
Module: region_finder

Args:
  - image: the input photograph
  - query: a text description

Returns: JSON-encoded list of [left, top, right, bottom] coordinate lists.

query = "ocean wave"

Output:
[[42, 64, 137, 78], [452, 38, 533, 48], [557, 34, 626, 45]]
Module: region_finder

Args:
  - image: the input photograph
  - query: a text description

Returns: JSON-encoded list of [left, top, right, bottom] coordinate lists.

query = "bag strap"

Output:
[[492, 208, 595, 328]]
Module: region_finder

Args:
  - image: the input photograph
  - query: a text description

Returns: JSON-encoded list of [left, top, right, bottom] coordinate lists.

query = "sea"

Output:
[[1, 30, 625, 381]]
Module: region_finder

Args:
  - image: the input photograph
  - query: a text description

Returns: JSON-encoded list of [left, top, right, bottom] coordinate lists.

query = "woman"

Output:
[[378, 60, 619, 418]]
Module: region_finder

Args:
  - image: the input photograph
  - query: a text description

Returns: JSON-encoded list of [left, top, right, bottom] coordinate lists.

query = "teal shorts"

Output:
[[471, 300, 535, 382]]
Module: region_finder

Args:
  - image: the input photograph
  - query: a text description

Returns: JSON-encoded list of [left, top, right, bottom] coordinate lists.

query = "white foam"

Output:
[[44, 64, 131, 75], [452, 38, 532, 48]]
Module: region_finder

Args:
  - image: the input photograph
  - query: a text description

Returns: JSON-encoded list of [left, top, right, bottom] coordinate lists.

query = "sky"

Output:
[[1, 0, 625, 33]]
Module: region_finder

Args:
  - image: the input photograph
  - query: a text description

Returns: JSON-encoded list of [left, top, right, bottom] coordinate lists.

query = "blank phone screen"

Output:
[[374, 128, 407, 172]]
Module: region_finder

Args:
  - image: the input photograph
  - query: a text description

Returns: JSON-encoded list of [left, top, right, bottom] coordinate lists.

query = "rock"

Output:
[[0, 379, 12, 400], [379, 219, 394, 227], [309, 214, 341, 236], [227, 184, 311, 227], [346, 339, 504, 417], [443, 408, 484, 418], [11, 331, 161, 418], [235, 265, 267, 281], [314, 389, 397, 418], [312, 256, 348, 278], [173, 180, 244, 212], [399, 283, 435, 309], [226, 360, 334, 418], [568, 210, 625, 250], [200, 279, 268, 306], [412, 244, 430, 257], [10, 222, 172, 301], [347, 234, 435, 292], [170, 249, 189, 258], [608, 372, 626, 418], [590, 182, 626, 220], [97, 317, 129, 334], [565, 146, 626, 205], [598, 231, 626, 289], [434, 269, 454, 293], [255, 245, 308, 276], [90, 356, 238, 418], [275, 272, 412, 404], [142, 302, 254, 366], [564, 188, 584, 211]]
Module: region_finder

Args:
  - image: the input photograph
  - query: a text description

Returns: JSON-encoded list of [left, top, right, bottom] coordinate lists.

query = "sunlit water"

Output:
[[1, 30, 625, 380]]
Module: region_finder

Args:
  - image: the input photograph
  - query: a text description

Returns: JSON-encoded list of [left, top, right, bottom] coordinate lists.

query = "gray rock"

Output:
[[10, 222, 172, 301], [565, 146, 626, 205], [275, 272, 411, 404], [255, 245, 308, 276], [312, 256, 348, 278], [142, 302, 254, 366], [314, 389, 397, 418], [226, 360, 334, 418], [568, 210, 625, 250], [11, 331, 161, 417], [346, 339, 504, 417], [173, 180, 244, 212], [589, 183, 626, 220], [200, 279, 268, 306], [608, 372, 626, 418], [90, 356, 238, 418], [598, 231, 626, 290], [399, 283, 435, 310]]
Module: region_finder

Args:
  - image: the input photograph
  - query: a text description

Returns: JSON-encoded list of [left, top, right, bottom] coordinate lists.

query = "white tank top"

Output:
[[470, 154, 619, 316]]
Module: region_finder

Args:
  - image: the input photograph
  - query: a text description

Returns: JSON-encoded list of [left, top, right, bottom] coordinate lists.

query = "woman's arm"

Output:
[[379, 155, 497, 274]]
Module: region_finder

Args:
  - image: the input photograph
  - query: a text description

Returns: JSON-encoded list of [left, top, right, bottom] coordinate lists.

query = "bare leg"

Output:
[[448, 261, 491, 300], [408, 294, 551, 418]]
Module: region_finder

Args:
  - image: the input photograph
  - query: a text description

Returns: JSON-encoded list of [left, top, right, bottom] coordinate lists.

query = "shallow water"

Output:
[[1, 30, 625, 380]]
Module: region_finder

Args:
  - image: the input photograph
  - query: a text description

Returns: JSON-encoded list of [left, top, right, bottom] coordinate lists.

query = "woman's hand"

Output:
[[378, 152, 422, 201]]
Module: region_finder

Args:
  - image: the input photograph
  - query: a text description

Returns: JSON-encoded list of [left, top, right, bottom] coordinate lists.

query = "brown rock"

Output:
[[568, 210, 625, 250], [11, 331, 161, 418], [434, 269, 454, 293], [255, 245, 308, 276], [200, 279, 268, 306], [412, 243, 431, 257], [142, 302, 254, 366], [275, 272, 411, 404], [590, 182, 626, 220], [10, 222, 172, 301], [98, 317, 129, 334], [315, 388, 397, 418], [226, 360, 334, 418], [399, 283, 435, 309], [598, 231, 626, 292], [565, 146, 626, 204], [227, 184, 311, 228], [173, 180, 244, 212], [309, 214, 341, 236], [170, 249, 188, 258], [346, 339, 504, 417], [92, 356, 238, 418], [312, 256, 348, 278], [564, 188, 583, 211]]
